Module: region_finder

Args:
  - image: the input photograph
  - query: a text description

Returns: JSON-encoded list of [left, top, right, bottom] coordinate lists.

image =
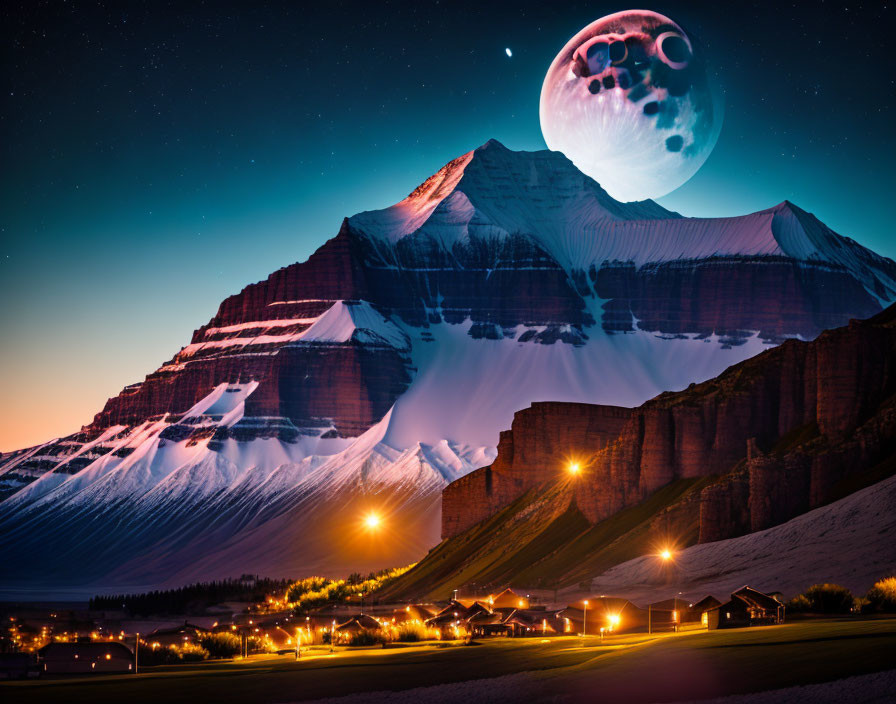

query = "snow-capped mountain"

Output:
[[1, 139, 894, 596]]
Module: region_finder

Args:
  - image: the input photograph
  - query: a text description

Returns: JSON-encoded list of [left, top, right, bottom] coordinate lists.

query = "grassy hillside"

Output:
[[377, 476, 716, 602]]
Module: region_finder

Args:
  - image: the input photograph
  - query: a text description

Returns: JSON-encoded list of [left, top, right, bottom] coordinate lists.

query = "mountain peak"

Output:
[[475, 138, 509, 152], [349, 141, 678, 246]]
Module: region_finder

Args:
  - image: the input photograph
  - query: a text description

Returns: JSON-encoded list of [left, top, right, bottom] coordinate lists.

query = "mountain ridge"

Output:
[[1, 140, 894, 594]]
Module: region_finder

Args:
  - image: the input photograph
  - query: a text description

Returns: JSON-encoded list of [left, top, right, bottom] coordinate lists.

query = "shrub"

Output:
[[803, 583, 854, 613], [866, 577, 896, 612], [395, 622, 427, 642], [786, 594, 811, 612], [139, 644, 180, 665], [285, 564, 416, 611], [200, 632, 241, 659], [177, 642, 210, 662], [347, 630, 384, 646]]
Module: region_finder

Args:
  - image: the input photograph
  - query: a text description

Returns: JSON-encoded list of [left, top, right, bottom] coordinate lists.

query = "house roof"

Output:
[[732, 586, 783, 611], [147, 622, 206, 638], [491, 588, 524, 600], [393, 605, 434, 621], [335, 614, 381, 632], [561, 597, 635, 619], [39, 642, 133, 658], [430, 600, 490, 624], [467, 612, 506, 626], [648, 597, 690, 611], [690, 596, 721, 612]]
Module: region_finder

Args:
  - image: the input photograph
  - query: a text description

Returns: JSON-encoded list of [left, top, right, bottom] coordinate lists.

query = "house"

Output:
[[426, 600, 489, 630], [501, 609, 566, 637], [689, 596, 722, 625], [0, 652, 40, 680], [485, 588, 530, 610], [706, 586, 785, 630], [466, 610, 509, 637], [646, 597, 691, 630], [145, 622, 206, 647], [38, 641, 133, 674], [391, 605, 434, 624], [335, 614, 382, 636], [559, 597, 644, 634]]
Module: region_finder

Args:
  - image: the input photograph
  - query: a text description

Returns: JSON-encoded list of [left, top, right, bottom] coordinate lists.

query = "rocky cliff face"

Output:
[[2, 140, 895, 594], [442, 311, 896, 546], [442, 403, 632, 538]]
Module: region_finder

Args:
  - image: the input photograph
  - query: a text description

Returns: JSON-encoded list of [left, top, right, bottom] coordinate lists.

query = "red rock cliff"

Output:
[[442, 313, 896, 542]]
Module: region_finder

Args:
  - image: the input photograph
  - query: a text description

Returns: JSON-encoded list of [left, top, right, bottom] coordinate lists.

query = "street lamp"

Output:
[[364, 512, 382, 529], [649, 547, 675, 635], [567, 461, 581, 476], [583, 600, 588, 637]]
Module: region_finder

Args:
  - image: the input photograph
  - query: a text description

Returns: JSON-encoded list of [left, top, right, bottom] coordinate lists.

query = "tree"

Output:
[[803, 583, 854, 613], [200, 632, 241, 659], [866, 577, 896, 612]]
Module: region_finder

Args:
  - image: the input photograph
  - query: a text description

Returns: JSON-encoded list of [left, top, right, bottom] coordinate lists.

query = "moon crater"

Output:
[[540, 10, 722, 202]]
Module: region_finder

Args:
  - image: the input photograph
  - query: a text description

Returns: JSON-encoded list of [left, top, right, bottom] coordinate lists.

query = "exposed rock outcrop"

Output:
[[442, 311, 896, 544]]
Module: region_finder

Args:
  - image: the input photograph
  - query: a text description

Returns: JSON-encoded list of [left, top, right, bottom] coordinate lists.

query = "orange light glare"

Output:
[[364, 513, 382, 529]]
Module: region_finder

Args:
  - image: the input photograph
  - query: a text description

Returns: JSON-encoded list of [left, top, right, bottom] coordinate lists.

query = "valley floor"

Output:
[[2, 618, 895, 703]]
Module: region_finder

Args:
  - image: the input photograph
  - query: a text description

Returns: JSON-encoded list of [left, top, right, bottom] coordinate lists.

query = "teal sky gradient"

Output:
[[1, 1, 893, 450]]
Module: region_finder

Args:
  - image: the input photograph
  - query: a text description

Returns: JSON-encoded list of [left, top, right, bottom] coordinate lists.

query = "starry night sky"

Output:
[[1, 1, 893, 450]]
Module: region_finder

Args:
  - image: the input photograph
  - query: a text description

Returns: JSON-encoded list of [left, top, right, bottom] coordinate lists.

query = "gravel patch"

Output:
[[672, 668, 896, 704], [288, 668, 896, 704]]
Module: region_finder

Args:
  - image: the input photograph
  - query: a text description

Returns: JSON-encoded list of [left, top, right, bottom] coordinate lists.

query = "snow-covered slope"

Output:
[[588, 474, 896, 602], [351, 140, 896, 298], [1, 140, 894, 595]]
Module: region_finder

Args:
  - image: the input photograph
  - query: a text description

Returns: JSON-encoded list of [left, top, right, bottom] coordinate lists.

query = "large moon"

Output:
[[540, 10, 721, 202]]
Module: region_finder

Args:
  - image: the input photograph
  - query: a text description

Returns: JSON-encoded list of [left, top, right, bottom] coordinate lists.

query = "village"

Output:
[[0, 577, 846, 678], [2, 575, 895, 704]]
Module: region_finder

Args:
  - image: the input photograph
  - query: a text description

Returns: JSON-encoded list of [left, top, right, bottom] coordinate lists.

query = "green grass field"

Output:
[[3, 618, 895, 703]]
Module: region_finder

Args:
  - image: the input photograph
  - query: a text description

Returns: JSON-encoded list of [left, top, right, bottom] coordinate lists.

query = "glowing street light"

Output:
[[582, 600, 588, 637], [364, 512, 382, 529], [567, 461, 581, 476], [649, 547, 676, 634], [608, 614, 621, 632]]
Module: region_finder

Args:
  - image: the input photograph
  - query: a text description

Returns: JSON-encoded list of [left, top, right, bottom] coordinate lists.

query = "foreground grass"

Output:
[[2, 618, 895, 703]]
